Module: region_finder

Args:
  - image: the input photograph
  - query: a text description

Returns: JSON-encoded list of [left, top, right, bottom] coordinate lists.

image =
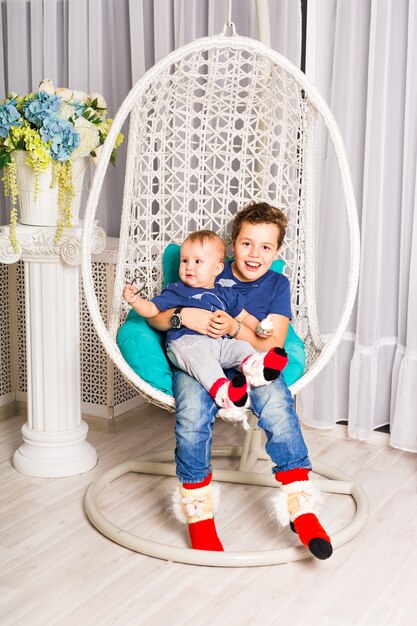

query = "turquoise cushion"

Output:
[[162, 243, 182, 287], [117, 244, 305, 395], [118, 309, 173, 395], [282, 324, 305, 385]]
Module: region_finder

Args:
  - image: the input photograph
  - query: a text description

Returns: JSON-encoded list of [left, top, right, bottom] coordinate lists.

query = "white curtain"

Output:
[[298, 0, 417, 452], [3, 0, 415, 451], [0, 0, 301, 235]]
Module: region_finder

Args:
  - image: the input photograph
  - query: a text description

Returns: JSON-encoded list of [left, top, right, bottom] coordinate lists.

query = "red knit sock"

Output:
[[275, 469, 332, 560], [242, 348, 288, 386], [188, 518, 224, 551], [263, 347, 288, 381], [210, 374, 248, 408], [276, 468, 310, 485], [182, 473, 224, 552], [293, 514, 332, 559]]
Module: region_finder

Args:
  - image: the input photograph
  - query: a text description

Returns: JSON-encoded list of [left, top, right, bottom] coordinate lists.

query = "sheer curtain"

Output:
[[297, 0, 417, 452], [2, 0, 415, 451], [0, 0, 301, 234]]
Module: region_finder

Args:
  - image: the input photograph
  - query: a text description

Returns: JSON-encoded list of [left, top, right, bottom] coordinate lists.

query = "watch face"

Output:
[[170, 314, 181, 329]]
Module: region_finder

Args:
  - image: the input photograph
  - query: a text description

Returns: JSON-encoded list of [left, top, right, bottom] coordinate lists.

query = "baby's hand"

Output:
[[123, 284, 140, 304], [207, 310, 235, 337], [256, 315, 274, 337]]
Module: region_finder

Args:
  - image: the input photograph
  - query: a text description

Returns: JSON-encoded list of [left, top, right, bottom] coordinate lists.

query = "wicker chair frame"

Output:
[[81, 31, 367, 566]]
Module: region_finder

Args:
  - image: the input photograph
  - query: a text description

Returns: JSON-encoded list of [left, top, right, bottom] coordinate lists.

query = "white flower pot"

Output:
[[13, 151, 87, 227]]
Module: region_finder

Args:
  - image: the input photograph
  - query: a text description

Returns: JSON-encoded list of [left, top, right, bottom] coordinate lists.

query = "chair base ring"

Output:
[[85, 451, 368, 567]]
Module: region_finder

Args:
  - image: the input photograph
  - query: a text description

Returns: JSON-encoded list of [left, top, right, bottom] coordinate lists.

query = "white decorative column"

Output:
[[0, 222, 106, 477]]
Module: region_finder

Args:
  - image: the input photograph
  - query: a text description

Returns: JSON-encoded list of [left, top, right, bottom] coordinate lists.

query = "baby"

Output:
[[123, 230, 288, 428]]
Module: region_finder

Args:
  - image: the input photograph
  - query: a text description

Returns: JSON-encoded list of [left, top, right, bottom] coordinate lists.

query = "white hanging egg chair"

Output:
[[81, 14, 367, 566]]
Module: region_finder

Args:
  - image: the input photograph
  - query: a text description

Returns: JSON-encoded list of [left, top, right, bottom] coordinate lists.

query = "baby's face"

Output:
[[179, 240, 224, 289]]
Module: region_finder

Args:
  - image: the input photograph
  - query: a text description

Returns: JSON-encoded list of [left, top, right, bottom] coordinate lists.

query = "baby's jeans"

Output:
[[173, 367, 312, 484]]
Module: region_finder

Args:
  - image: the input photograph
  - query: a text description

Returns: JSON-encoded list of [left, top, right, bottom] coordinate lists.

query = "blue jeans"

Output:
[[173, 367, 311, 484]]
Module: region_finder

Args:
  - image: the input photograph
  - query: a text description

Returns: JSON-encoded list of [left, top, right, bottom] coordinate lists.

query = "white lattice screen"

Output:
[[79, 239, 140, 414], [0, 237, 143, 427], [15, 261, 27, 395], [0, 264, 13, 408]]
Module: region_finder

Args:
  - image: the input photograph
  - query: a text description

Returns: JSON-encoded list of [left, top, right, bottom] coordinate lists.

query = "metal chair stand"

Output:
[[85, 414, 369, 567]]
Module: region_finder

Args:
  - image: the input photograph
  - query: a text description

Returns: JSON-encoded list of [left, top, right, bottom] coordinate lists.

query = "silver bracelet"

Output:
[[231, 321, 241, 339]]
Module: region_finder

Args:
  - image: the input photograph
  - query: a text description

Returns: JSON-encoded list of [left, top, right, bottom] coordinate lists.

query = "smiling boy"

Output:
[[149, 202, 333, 560], [124, 230, 288, 425]]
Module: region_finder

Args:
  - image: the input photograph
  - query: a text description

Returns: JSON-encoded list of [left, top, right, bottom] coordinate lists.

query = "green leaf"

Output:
[[0, 151, 12, 169], [110, 150, 116, 166]]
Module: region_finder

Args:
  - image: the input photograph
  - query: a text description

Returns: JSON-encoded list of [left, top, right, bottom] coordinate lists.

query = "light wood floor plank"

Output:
[[0, 410, 416, 626]]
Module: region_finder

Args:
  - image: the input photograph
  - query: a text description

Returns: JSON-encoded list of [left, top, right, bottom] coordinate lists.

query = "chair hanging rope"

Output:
[[227, 0, 233, 26]]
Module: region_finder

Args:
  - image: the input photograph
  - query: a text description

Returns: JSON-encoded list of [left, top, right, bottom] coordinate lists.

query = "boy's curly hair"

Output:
[[231, 201, 288, 248]]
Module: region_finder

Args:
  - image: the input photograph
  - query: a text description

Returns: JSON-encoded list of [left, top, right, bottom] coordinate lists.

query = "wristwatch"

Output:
[[170, 307, 184, 330]]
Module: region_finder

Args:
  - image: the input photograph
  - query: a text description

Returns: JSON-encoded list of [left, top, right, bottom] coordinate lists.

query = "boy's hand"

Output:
[[256, 327, 274, 338], [256, 329, 273, 338], [256, 315, 274, 338], [181, 308, 214, 335], [123, 284, 140, 304], [206, 310, 235, 337]]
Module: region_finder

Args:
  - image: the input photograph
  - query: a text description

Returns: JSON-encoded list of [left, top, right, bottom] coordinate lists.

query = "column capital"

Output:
[[0, 222, 106, 265]]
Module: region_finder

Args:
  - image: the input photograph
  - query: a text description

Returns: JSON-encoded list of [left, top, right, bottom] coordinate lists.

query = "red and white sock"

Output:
[[274, 468, 333, 560], [241, 347, 288, 387], [173, 473, 223, 551], [210, 374, 249, 416]]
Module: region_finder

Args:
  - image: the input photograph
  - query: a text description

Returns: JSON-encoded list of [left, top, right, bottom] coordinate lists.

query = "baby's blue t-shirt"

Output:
[[216, 261, 292, 320], [151, 280, 245, 341]]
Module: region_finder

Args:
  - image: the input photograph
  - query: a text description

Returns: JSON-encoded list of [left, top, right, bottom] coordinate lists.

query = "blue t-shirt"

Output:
[[152, 281, 245, 341], [216, 261, 292, 320]]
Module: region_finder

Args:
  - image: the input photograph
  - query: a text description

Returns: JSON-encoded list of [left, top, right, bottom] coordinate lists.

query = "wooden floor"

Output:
[[1, 403, 417, 626]]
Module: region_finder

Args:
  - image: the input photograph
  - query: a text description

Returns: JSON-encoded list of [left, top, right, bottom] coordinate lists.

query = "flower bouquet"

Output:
[[0, 79, 123, 250]]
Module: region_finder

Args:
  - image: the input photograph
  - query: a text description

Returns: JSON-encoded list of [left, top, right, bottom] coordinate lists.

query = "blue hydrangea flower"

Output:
[[40, 117, 80, 161], [70, 100, 86, 118], [40, 116, 72, 142], [0, 101, 22, 138], [22, 91, 61, 128]]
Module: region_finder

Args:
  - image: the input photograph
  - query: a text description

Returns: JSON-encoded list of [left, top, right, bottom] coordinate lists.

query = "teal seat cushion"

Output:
[[282, 324, 305, 386], [117, 243, 305, 396], [117, 310, 174, 395]]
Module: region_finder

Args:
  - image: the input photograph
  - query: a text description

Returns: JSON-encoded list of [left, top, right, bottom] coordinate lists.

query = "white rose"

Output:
[[72, 90, 88, 103], [56, 87, 73, 101], [89, 92, 107, 109], [37, 79, 55, 94], [59, 102, 75, 120], [71, 117, 101, 158]]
